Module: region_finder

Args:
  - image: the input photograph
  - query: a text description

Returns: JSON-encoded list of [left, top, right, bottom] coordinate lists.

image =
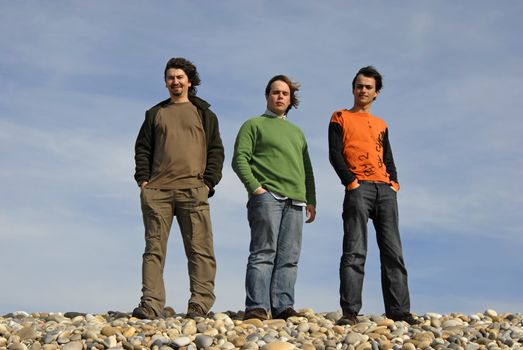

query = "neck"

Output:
[[350, 102, 373, 113], [267, 107, 286, 118], [170, 94, 190, 104]]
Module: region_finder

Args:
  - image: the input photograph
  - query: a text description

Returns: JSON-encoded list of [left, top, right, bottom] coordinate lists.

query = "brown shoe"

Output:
[[186, 303, 207, 319], [336, 312, 358, 326], [161, 306, 176, 318], [272, 308, 305, 320], [132, 303, 156, 319], [243, 308, 268, 321], [133, 303, 176, 319]]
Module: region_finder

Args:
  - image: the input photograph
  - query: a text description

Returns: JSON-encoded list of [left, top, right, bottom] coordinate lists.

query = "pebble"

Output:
[[0, 310, 521, 350]]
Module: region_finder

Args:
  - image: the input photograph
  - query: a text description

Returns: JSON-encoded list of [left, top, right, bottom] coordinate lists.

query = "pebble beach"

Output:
[[1, 309, 521, 350]]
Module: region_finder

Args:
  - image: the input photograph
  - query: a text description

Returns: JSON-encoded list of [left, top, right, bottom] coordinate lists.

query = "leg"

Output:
[[245, 192, 283, 312], [175, 186, 216, 313], [140, 188, 175, 315], [373, 184, 411, 316], [339, 184, 374, 314], [271, 202, 303, 315]]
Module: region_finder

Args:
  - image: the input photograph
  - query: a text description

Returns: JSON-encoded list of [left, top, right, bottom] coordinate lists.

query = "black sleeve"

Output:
[[203, 110, 225, 197], [382, 128, 398, 183], [134, 111, 154, 185], [328, 122, 357, 186]]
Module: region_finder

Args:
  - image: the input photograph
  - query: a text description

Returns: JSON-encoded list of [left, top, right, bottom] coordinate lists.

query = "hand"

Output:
[[305, 204, 316, 223], [140, 181, 149, 190], [253, 187, 267, 195], [390, 186, 398, 192], [346, 181, 360, 191]]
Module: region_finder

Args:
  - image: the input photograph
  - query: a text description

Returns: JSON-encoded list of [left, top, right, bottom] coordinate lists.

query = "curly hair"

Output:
[[164, 57, 201, 96]]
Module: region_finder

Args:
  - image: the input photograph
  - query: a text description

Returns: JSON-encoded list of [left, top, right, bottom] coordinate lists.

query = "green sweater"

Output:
[[232, 114, 316, 205]]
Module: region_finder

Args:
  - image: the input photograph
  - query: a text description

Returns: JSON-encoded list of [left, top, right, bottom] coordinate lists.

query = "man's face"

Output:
[[266, 80, 291, 116], [353, 74, 379, 106], [165, 68, 192, 99]]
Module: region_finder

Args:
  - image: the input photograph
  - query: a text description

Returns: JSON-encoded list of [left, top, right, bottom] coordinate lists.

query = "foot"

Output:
[[132, 303, 176, 319], [336, 312, 359, 326], [161, 306, 176, 318], [387, 312, 420, 325], [132, 303, 156, 319], [272, 307, 305, 320], [186, 303, 207, 319], [243, 308, 268, 321]]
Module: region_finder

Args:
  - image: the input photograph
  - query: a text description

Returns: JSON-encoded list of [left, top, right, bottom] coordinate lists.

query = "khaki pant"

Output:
[[140, 185, 216, 315]]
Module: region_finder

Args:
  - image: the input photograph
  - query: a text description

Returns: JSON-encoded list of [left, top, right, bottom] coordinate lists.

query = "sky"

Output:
[[1, 1, 522, 316]]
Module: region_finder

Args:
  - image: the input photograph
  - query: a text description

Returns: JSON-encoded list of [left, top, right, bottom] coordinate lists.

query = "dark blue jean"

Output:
[[340, 181, 411, 316], [245, 192, 303, 314]]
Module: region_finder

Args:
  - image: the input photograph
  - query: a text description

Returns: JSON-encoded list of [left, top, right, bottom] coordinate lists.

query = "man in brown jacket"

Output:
[[133, 57, 224, 319]]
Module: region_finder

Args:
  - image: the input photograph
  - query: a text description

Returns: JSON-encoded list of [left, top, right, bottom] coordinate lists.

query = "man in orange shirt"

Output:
[[328, 66, 418, 325]]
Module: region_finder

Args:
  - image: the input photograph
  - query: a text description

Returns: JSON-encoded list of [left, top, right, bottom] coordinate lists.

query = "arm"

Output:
[[382, 128, 399, 191], [303, 144, 316, 223], [328, 122, 359, 189], [231, 121, 262, 194], [203, 110, 225, 197], [134, 111, 155, 186]]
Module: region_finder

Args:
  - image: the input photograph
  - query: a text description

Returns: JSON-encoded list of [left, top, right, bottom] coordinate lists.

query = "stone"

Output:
[[194, 334, 213, 348], [325, 312, 342, 322], [60, 341, 83, 350], [172, 336, 191, 347], [261, 342, 295, 350], [485, 310, 498, 318], [402, 343, 416, 350], [244, 319, 264, 328]]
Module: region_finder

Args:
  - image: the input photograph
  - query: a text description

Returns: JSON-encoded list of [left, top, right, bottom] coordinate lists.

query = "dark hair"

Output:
[[264, 75, 300, 113], [352, 65, 383, 93], [164, 57, 201, 96]]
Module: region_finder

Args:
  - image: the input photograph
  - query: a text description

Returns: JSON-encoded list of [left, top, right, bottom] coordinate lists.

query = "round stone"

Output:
[[194, 335, 213, 348], [261, 342, 295, 350], [172, 336, 191, 347]]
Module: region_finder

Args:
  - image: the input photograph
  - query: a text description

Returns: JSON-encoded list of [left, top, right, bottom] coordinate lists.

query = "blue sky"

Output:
[[1, 1, 522, 315]]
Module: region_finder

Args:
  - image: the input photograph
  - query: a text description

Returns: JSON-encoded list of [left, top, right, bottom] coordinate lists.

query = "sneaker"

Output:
[[388, 312, 420, 325], [186, 303, 207, 319], [243, 308, 268, 321], [336, 312, 359, 326], [272, 308, 305, 320], [132, 303, 156, 319]]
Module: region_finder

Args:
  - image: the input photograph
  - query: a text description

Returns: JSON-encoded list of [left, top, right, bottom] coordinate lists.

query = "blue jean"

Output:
[[340, 181, 411, 316], [245, 192, 303, 315]]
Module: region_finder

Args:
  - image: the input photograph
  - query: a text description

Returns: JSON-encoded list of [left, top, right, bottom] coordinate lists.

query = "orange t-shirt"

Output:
[[330, 109, 397, 190]]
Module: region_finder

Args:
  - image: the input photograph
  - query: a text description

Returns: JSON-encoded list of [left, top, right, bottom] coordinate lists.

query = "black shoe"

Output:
[[272, 308, 305, 320], [388, 312, 420, 325], [336, 312, 359, 326], [186, 303, 207, 319], [132, 303, 156, 319], [243, 308, 268, 321]]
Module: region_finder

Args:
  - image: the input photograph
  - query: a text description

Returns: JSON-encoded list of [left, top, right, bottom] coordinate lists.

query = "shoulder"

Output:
[[330, 109, 349, 123], [146, 98, 170, 115], [241, 115, 266, 127]]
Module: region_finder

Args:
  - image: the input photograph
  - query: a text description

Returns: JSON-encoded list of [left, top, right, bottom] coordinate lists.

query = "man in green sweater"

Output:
[[232, 75, 316, 321]]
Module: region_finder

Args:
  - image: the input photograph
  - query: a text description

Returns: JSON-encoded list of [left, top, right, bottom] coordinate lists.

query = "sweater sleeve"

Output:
[[303, 143, 316, 206], [231, 121, 262, 194], [328, 121, 357, 187], [382, 128, 398, 184]]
